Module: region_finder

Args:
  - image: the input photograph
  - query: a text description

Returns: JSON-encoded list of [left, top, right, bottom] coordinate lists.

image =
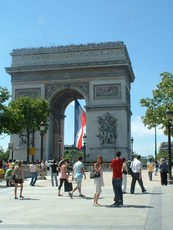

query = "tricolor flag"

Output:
[[74, 99, 86, 149]]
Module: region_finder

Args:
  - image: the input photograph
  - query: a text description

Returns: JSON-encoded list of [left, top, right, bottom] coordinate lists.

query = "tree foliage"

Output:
[[0, 147, 9, 161], [64, 149, 83, 164], [2, 96, 50, 162], [140, 72, 173, 136], [0, 87, 10, 134], [3, 97, 49, 134], [157, 150, 169, 161]]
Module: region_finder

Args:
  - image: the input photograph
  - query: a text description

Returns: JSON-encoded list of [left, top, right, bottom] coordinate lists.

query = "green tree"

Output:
[[140, 72, 173, 136], [0, 147, 9, 161], [3, 96, 50, 162], [0, 87, 10, 134], [64, 149, 83, 164], [157, 150, 168, 161]]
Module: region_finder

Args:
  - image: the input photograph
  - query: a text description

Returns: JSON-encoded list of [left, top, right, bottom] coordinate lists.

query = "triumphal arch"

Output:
[[6, 42, 135, 162]]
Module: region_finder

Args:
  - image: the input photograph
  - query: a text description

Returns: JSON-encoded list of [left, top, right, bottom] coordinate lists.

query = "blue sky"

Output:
[[0, 0, 172, 156]]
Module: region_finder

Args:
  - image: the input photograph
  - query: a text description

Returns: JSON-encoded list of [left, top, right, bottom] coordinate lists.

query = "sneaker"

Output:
[[142, 189, 147, 193], [69, 192, 73, 199], [20, 195, 24, 199], [79, 194, 85, 198], [14, 197, 18, 199]]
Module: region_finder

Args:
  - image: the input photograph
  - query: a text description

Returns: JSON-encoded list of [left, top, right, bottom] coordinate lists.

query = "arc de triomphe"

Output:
[[6, 41, 135, 162]]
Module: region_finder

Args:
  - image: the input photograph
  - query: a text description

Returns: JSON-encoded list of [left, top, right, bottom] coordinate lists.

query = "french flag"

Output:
[[74, 99, 86, 149]]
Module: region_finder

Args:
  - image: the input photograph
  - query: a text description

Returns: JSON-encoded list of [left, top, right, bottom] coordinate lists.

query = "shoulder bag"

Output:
[[90, 170, 100, 179]]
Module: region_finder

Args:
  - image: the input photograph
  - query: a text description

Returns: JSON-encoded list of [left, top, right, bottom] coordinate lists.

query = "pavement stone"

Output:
[[0, 169, 173, 230]]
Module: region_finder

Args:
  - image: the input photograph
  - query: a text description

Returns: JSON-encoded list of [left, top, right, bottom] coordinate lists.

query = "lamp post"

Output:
[[130, 137, 134, 160], [8, 143, 14, 160], [154, 126, 157, 161], [40, 122, 46, 161], [58, 138, 61, 161], [83, 134, 87, 163], [165, 108, 173, 181]]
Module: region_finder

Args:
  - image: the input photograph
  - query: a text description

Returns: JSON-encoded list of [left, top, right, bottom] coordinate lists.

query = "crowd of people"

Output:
[[0, 153, 169, 206]]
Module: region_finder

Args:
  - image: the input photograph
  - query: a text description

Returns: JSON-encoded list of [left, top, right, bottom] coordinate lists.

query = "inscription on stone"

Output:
[[94, 84, 121, 100], [15, 88, 41, 99]]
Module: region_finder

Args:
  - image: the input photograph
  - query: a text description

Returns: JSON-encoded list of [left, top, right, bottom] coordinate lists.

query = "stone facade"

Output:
[[6, 41, 135, 162]]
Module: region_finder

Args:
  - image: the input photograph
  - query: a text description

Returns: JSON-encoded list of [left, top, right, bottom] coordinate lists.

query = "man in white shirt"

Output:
[[29, 162, 38, 186], [130, 155, 147, 194]]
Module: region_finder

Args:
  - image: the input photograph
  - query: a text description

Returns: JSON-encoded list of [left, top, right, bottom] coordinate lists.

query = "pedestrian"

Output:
[[45, 160, 50, 173], [147, 159, 154, 181], [50, 159, 58, 187], [154, 160, 159, 176], [110, 151, 123, 207], [13, 160, 24, 199], [29, 161, 38, 186], [122, 157, 128, 193], [93, 156, 104, 206], [0, 166, 5, 179], [40, 160, 47, 180], [130, 155, 147, 194], [5, 164, 15, 187], [69, 156, 86, 198], [159, 158, 168, 186], [58, 159, 69, 196]]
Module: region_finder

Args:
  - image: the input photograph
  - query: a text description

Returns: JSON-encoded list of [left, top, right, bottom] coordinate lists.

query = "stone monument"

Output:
[[6, 41, 135, 162]]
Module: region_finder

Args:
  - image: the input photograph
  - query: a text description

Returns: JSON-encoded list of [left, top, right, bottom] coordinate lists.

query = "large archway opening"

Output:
[[49, 88, 86, 160]]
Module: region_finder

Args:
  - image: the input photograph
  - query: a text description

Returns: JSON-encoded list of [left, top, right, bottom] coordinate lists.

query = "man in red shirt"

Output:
[[110, 151, 123, 207]]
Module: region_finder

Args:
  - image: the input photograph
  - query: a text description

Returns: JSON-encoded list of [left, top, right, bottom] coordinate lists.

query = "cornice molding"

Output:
[[11, 41, 125, 55]]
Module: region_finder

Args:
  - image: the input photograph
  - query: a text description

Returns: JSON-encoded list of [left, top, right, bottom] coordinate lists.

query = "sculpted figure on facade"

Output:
[[97, 112, 117, 145]]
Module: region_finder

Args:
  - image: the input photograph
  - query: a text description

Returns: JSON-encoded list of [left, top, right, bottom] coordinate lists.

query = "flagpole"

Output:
[[74, 99, 76, 147]]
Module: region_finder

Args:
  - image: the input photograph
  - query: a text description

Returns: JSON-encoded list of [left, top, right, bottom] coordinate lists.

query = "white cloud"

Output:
[[131, 116, 164, 137]]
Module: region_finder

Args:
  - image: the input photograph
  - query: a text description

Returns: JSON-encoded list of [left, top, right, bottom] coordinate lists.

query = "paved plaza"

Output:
[[0, 169, 173, 230]]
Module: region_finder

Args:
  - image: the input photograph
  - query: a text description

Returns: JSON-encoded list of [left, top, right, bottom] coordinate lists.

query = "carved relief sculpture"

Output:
[[97, 112, 117, 145]]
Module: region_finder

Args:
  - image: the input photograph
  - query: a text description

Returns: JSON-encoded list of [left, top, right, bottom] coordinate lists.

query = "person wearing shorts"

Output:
[[13, 160, 24, 199], [69, 157, 86, 198]]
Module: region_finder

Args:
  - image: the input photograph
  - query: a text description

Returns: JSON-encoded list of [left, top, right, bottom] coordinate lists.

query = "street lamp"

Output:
[[58, 138, 61, 161], [8, 143, 14, 160], [130, 137, 134, 160], [83, 134, 87, 163], [165, 108, 173, 181], [40, 122, 46, 161], [154, 126, 157, 161]]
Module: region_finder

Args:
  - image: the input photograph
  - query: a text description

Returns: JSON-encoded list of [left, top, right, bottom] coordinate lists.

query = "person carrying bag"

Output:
[[93, 156, 104, 206]]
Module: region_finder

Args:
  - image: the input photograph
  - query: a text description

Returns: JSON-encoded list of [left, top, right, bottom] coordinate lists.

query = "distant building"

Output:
[[147, 155, 154, 160], [159, 142, 173, 152]]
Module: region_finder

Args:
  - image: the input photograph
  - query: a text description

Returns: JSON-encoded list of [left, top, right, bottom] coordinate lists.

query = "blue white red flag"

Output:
[[74, 99, 86, 149]]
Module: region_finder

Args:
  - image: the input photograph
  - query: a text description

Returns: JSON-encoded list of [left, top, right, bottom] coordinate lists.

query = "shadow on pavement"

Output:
[[0, 185, 6, 188], [103, 204, 153, 209], [71, 195, 93, 200], [20, 198, 40, 201], [131, 192, 162, 195], [145, 192, 163, 195], [83, 196, 94, 200]]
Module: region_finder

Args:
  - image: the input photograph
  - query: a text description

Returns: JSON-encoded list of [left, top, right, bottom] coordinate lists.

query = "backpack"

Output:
[[127, 162, 133, 175], [160, 162, 168, 173]]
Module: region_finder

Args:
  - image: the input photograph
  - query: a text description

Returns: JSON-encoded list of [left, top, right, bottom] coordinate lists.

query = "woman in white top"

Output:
[[93, 156, 104, 206], [122, 158, 128, 193]]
